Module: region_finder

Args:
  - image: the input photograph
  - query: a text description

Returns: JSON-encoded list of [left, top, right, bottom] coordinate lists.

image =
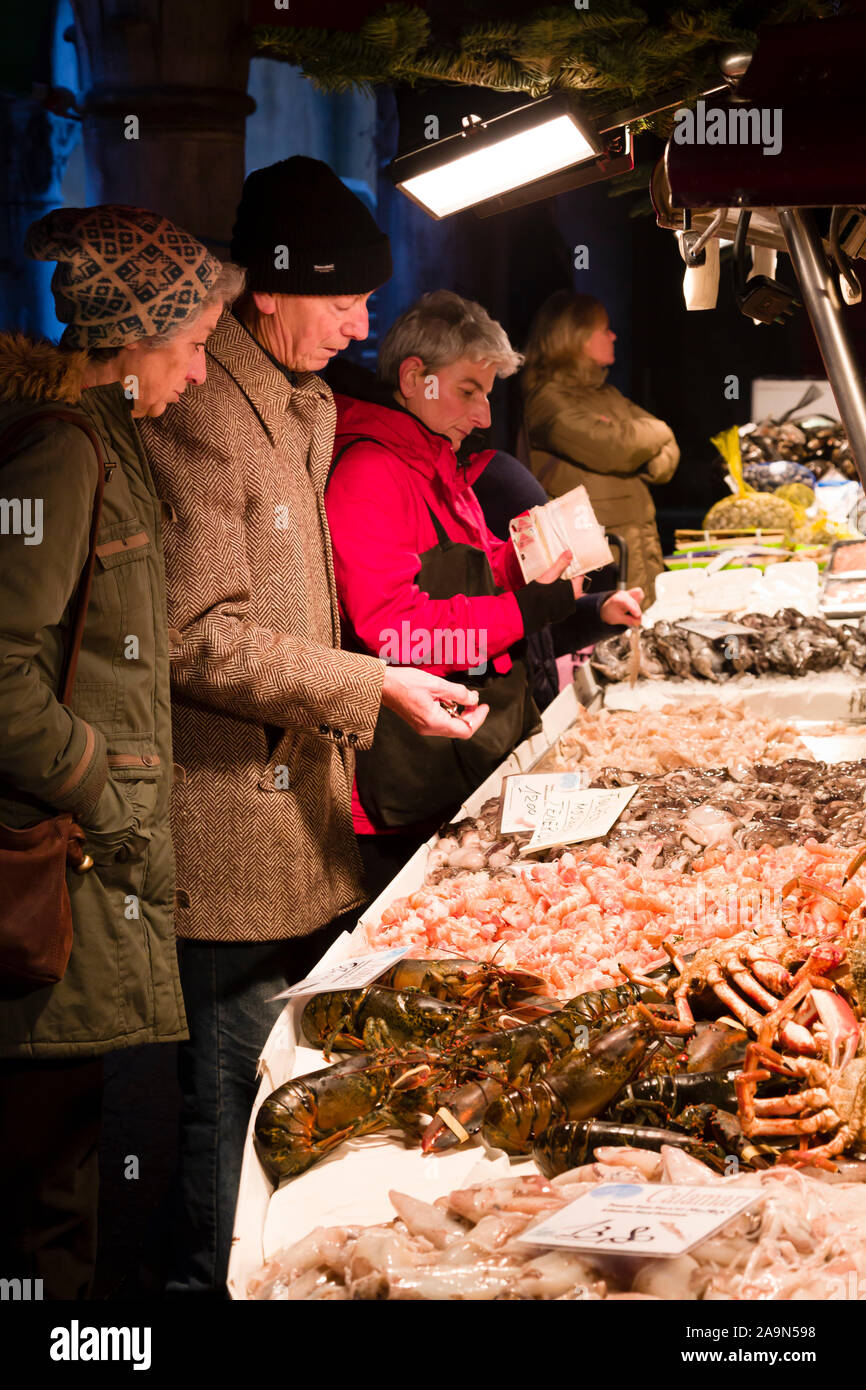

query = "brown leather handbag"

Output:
[[0, 409, 107, 989]]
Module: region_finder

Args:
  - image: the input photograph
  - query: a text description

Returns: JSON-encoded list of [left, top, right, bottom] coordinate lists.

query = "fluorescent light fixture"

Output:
[[389, 96, 603, 220]]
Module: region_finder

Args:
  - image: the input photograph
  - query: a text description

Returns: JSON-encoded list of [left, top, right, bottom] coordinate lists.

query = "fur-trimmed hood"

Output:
[[0, 332, 88, 405]]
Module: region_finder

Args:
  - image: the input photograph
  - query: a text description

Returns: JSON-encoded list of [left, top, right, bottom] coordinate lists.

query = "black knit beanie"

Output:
[[230, 156, 392, 296]]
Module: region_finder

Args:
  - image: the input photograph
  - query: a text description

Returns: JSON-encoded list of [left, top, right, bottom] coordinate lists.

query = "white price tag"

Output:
[[269, 945, 411, 1001], [519, 1182, 762, 1257], [520, 784, 638, 855], [500, 772, 588, 833]]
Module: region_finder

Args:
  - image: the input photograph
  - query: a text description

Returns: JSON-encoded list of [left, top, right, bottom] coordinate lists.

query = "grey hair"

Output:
[[86, 260, 246, 362], [378, 290, 523, 388]]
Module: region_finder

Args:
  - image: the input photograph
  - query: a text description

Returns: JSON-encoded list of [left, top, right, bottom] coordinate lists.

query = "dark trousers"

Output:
[[167, 919, 351, 1297], [168, 839, 425, 1297], [356, 831, 430, 903], [0, 1056, 104, 1300]]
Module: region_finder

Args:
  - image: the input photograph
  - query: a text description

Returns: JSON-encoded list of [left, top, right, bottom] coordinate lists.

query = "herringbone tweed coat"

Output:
[[138, 311, 384, 942]]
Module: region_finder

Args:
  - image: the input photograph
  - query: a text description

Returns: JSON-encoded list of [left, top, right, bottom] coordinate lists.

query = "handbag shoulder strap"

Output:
[[331, 434, 455, 549], [327, 433, 391, 485], [0, 407, 108, 704], [423, 501, 451, 548]]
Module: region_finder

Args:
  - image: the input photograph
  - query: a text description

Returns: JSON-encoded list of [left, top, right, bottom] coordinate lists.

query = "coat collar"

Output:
[[333, 393, 495, 490], [549, 361, 608, 391], [0, 332, 88, 405], [205, 311, 330, 443]]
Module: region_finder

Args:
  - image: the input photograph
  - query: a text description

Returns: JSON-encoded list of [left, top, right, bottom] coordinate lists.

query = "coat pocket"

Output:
[[85, 777, 159, 869], [73, 522, 154, 730], [107, 751, 162, 781], [256, 727, 299, 794]]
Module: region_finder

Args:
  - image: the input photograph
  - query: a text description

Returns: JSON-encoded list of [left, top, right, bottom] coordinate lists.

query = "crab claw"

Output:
[[810, 989, 860, 1069], [777, 1020, 820, 1056], [796, 944, 846, 980], [635, 1002, 693, 1036]]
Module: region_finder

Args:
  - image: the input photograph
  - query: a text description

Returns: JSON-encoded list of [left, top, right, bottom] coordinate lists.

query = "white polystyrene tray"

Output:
[[602, 667, 866, 720], [645, 561, 821, 625], [262, 1144, 536, 1264]]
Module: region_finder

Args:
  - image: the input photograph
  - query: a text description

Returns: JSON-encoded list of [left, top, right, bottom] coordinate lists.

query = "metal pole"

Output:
[[779, 206, 866, 491]]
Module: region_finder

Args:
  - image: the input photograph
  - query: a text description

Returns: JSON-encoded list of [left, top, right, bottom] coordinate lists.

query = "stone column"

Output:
[[0, 96, 79, 336], [74, 0, 255, 254]]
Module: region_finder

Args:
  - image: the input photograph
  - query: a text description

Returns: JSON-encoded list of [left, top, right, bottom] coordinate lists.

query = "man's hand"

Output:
[[537, 549, 585, 599], [600, 588, 644, 626], [381, 667, 489, 739]]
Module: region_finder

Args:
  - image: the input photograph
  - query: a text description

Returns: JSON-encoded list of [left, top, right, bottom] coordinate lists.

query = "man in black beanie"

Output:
[[138, 157, 485, 1297]]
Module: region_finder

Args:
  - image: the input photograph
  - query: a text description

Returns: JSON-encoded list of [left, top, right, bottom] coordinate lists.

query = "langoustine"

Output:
[[368, 840, 866, 1001]]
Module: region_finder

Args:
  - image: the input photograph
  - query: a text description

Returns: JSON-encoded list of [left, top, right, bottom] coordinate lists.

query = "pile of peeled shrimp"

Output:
[[366, 839, 865, 997], [534, 701, 848, 780], [247, 1146, 866, 1300]]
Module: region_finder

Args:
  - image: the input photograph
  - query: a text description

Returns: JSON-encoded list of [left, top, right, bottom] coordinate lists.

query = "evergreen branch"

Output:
[[252, 1, 841, 98]]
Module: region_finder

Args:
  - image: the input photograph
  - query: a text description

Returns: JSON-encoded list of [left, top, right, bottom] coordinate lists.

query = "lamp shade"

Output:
[[390, 96, 602, 219]]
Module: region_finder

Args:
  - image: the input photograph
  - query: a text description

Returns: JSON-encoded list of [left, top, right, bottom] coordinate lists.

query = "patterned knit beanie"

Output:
[[230, 157, 392, 296], [26, 205, 222, 349]]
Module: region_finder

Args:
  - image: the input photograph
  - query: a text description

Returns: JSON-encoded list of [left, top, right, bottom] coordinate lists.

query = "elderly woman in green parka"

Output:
[[522, 290, 680, 604], [0, 205, 242, 1298]]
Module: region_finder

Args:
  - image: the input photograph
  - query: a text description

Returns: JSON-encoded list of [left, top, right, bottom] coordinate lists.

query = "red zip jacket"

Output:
[[327, 393, 527, 681], [326, 390, 611, 834]]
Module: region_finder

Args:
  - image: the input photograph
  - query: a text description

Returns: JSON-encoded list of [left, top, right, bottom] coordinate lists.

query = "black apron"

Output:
[[354, 503, 540, 829]]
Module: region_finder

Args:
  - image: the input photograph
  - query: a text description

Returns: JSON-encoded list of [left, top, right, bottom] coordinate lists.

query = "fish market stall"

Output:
[[228, 15, 866, 1289], [229, 674, 866, 1300]]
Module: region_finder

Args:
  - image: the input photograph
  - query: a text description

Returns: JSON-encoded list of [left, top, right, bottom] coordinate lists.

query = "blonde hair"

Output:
[[522, 290, 608, 395]]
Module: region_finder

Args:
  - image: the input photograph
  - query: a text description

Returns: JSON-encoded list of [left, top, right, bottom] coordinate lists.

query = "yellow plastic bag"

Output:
[[711, 426, 747, 497]]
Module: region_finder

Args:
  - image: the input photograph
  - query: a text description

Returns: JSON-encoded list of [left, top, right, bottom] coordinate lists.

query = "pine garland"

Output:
[[253, 1, 838, 104]]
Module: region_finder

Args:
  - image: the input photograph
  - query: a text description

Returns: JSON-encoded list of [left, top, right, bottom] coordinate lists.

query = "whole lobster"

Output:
[[420, 984, 651, 1153], [481, 1009, 691, 1156], [301, 985, 463, 1055], [376, 957, 547, 1009]]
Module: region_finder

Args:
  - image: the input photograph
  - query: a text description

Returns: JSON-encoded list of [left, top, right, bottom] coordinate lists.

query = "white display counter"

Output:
[[227, 663, 866, 1298], [226, 676, 591, 1298]]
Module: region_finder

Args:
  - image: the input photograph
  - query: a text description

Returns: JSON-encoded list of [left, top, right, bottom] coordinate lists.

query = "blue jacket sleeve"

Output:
[[550, 590, 619, 655]]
